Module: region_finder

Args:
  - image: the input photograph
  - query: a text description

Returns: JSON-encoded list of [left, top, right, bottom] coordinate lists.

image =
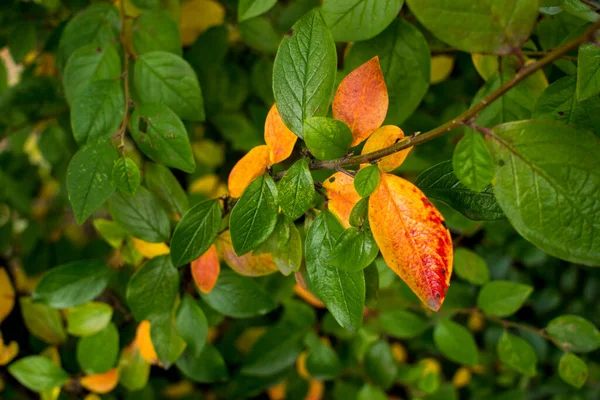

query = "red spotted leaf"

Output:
[[322, 172, 361, 228]]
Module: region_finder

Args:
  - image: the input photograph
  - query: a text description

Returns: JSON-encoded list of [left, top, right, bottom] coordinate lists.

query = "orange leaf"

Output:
[[322, 172, 360, 228], [0, 267, 15, 323], [333, 56, 388, 146], [216, 231, 278, 276], [227, 145, 271, 198], [80, 368, 119, 394], [361, 125, 412, 172], [368, 173, 453, 311], [191, 244, 220, 294], [136, 321, 159, 365], [294, 284, 326, 308], [264, 104, 297, 164], [305, 380, 324, 400]]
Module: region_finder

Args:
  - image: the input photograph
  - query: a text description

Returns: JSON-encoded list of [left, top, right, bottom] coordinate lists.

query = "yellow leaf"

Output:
[[322, 172, 360, 229], [180, 0, 225, 46], [136, 321, 160, 365], [264, 103, 297, 164], [430, 55, 455, 84], [296, 351, 310, 379], [391, 342, 407, 364], [0, 268, 15, 323], [216, 231, 278, 276], [471, 53, 498, 81], [80, 368, 119, 394], [305, 380, 324, 400], [227, 145, 271, 198], [0, 337, 18, 366], [361, 125, 412, 172], [419, 358, 441, 376], [189, 174, 228, 198], [162, 380, 195, 398], [132, 237, 170, 259], [452, 367, 472, 388], [193, 139, 225, 167]]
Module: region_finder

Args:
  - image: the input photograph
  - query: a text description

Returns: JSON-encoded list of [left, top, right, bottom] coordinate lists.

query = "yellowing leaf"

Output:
[[296, 351, 310, 379], [191, 244, 220, 294], [267, 381, 286, 400], [216, 231, 278, 276], [193, 139, 225, 167], [369, 174, 453, 311], [0, 333, 18, 366], [430, 55, 455, 84], [264, 103, 298, 164], [294, 284, 326, 308], [162, 380, 195, 398], [132, 238, 170, 259], [234, 326, 266, 354], [84, 394, 102, 400], [189, 174, 228, 198], [333, 56, 388, 146], [306, 380, 324, 400], [322, 172, 360, 228], [0, 268, 15, 323], [11, 264, 41, 293], [180, 0, 225, 46], [80, 368, 119, 394], [361, 126, 412, 172], [227, 145, 271, 198], [471, 53, 498, 81], [136, 321, 159, 365]]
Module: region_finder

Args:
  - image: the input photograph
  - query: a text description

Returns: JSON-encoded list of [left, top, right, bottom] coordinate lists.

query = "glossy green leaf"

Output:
[[379, 310, 428, 339], [497, 331, 537, 376], [305, 211, 365, 332], [112, 157, 141, 195], [67, 139, 118, 224], [176, 345, 228, 383], [304, 117, 353, 160], [126, 255, 179, 321], [67, 302, 113, 336], [133, 51, 205, 121], [32, 260, 112, 308], [8, 356, 69, 392], [327, 227, 379, 272], [132, 10, 182, 56], [453, 248, 489, 286], [273, 10, 337, 137], [578, 43, 600, 101], [238, 0, 277, 21], [558, 353, 588, 388], [229, 174, 278, 255], [321, 0, 403, 42], [145, 163, 190, 218], [278, 159, 315, 220], [364, 341, 397, 389], [406, 0, 538, 54], [171, 200, 222, 267], [272, 221, 303, 276], [486, 120, 600, 265], [70, 79, 124, 145], [453, 130, 495, 193], [546, 315, 600, 353], [433, 319, 478, 366], [415, 160, 504, 221], [129, 103, 196, 173], [354, 165, 380, 198], [477, 281, 532, 317], [108, 186, 171, 243], [20, 297, 66, 344], [76, 322, 119, 374], [176, 295, 209, 357], [349, 197, 369, 228], [150, 312, 186, 368]]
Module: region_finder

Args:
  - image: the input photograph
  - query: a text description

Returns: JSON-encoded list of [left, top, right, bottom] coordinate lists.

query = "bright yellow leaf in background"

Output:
[[180, 0, 225, 46], [0, 268, 15, 323], [132, 238, 170, 259], [430, 55, 455, 84]]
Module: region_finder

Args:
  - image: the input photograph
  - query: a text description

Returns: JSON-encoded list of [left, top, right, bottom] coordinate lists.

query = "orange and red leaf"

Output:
[[227, 145, 271, 198], [361, 125, 412, 172], [191, 244, 220, 294], [80, 368, 119, 394], [264, 104, 297, 164], [135, 320, 159, 365], [322, 172, 361, 228]]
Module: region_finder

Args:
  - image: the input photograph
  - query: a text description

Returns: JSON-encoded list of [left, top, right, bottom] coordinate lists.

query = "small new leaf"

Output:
[[354, 165, 380, 198]]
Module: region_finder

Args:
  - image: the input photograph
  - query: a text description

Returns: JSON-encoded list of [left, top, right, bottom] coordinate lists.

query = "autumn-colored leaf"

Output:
[[191, 244, 220, 294], [294, 284, 326, 308], [369, 173, 453, 311], [333, 56, 388, 146], [264, 104, 298, 164], [136, 321, 159, 365], [180, 0, 226, 46], [306, 380, 324, 400], [228, 145, 271, 198], [322, 172, 361, 228], [0, 334, 18, 365], [216, 231, 278, 276], [189, 174, 228, 198], [132, 238, 170, 259], [430, 55, 455, 84], [267, 381, 286, 400], [0, 267, 15, 323], [361, 126, 412, 172], [80, 368, 119, 394]]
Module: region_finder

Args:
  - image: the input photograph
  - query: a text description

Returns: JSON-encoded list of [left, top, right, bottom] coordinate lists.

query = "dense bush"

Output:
[[1, 0, 600, 399]]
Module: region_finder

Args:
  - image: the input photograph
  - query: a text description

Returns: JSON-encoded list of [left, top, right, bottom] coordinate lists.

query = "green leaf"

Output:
[[118, 345, 150, 391], [406, 0, 538, 54], [273, 10, 337, 138], [171, 200, 222, 267], [345, 19, 429, 125], [364, 341, 398, 389], [278, 159, 315, 220], [129, 103, 196, 173], [108, 186, 171, 243], [212, 112, 263, 152], [305, 211, 365, 333], [145, 163, 190, 218], [229, 174, 278, 255], [239, 17, 281, 54], [577, 43, 600, 101], [453, 248, 489, 286], [327, 227, 379, 272], [562, 0, 600, 22], [93, 219, 127, 248], [271, 221, 303, 276], [76, 322, 119, 374], [67, 302, 113, 336], [176, 295, 209, 357], [415, 160, 504, 221], [546, 315, 600, 353], [357, 384, 388, 400], [63, 43, 121, 104], [453, 130, 495, 193], [238, 0, 277, 21], [533, 75, 600, 135], [321, 0, 403, 42], [126, 255, 179, 321], [486, 120, 600, 265], [379, 310, 428, 339], [67, 139, 118, 224], [201, 269, 277, 318], [304, 117, 353, 160], [305, 338, 342, 380], [354, 165, 380, 197], [112, 157, 141, 195], [70, 80, 124, 144], [151, 312, 186, 368], [433, 319, 478, 366], [20, 297, 66, 345], [558, 353, 588, 388], [497, 331, 537, 376], [477, 280, 532, 317], [132, 10, 182, 56], [176, 345, 228, 383], [8, 356, 69, 392], [133, 51, 205, 121], [364, 262, 379, 308], [32, 260, 112, 308]]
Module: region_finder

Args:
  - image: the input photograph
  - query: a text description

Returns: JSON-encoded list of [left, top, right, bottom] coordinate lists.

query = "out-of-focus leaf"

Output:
[[477, 281, 532, 317], [76, 322, 119, 374], [497, 331, 537, 376]]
